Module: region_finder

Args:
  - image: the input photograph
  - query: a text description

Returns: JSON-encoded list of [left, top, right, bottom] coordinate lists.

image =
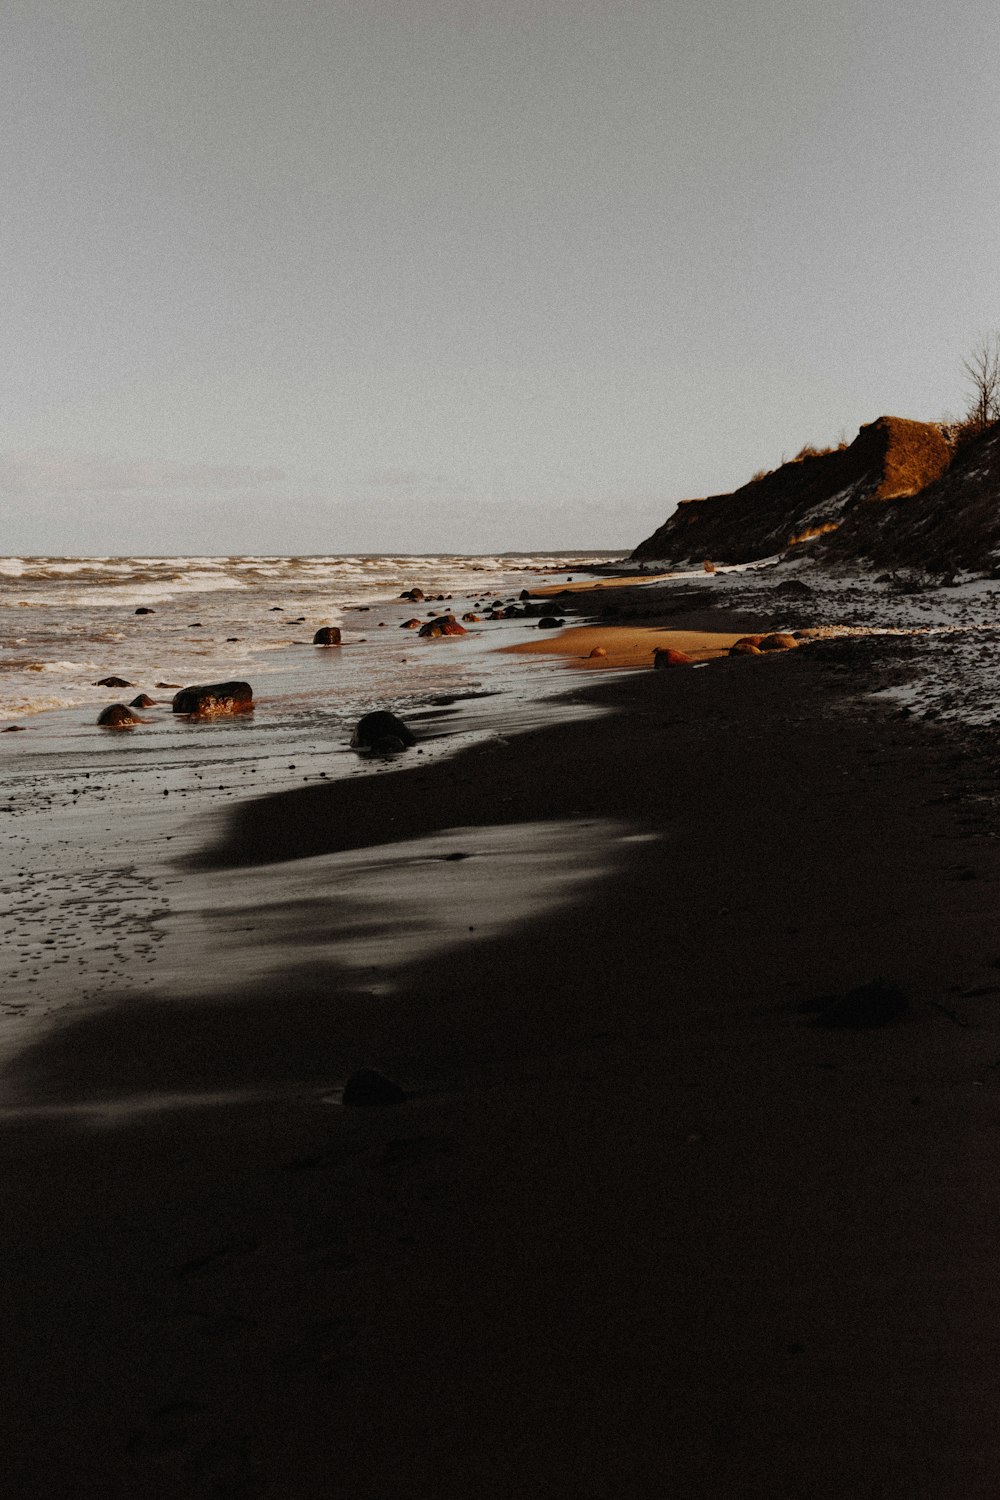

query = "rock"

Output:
[[703, 559, 716, 573], [729, 641, 762, 656], [461, 612, 481, 623], [95, 676, 134, 688], [735, 635, 765, 646], [312, 626, 342, 645], [400, 618, 422, 629], [812, 980, 910, 1029], [519, 589, 532, 600], [400, 588, 425, 602], [270, 605, 284, 611], [342, 1068, 406, 1106], [774, 578, 813, 596], [537, 617, 564, 629], [418, 617, 467, 638], [97, 704, 140, 727], [134, 607, 155, 615], [129, 694, 156, 708], [2, 725, 28, 732], [652, 647, 694, 668], [156, 682, 182, 689], [351, 711, 416, 750], [171, 681, 254, 715], [588, 647, 608, 658], [759, 633, 798, 651]]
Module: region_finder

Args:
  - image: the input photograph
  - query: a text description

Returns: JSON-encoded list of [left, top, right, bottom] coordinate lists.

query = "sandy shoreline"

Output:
[[4, 592, 1000, 1496]]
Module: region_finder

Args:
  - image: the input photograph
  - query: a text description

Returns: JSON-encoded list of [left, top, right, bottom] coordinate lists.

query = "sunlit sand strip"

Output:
[[502, 625, 745, 668]]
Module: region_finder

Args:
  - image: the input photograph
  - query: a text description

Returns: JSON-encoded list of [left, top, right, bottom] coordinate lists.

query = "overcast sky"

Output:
[[3, 0, 999, 555]]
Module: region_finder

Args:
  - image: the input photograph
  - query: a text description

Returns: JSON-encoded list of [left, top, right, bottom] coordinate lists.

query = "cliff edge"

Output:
[[631, 417, 952, 567]]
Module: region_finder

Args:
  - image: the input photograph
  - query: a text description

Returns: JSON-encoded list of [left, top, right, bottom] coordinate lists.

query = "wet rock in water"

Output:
[[418, 617, 467, 638], [270, 605, 284, 611], [2, 725, 28, 732], [811, 980, 910, 1030], [97, 704, 140, 728], [588, 647, 608, 658], [400, 618, 422, 629], [461, 612, 481, 623], [156, 682, 182, 689], [759, 633, 798, 651], [351, 711, 416, 750], [129, 694, 156, 708], [172, 681, 254, 716], [729, 641, 762, 656], [342, 1068, 407, 1107], [95, 676, 134, 688], [400, 587, 425, 602], [519, 589, 532, 600], [134, 607, 155, 615], [537, 617, 565, 630], [652, 647, 693, 668], [312, 626, 342, 646]]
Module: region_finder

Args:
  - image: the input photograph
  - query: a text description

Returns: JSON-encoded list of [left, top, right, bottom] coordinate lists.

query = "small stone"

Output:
[[588, 647, 608, 658], [342, 1068, 406, 1107], [652, 647, 693, 668], [97, 704, 140, 728], [812, 980, 909, 1030], [94, 676, 134, 688], [134, 607, 155, 615]]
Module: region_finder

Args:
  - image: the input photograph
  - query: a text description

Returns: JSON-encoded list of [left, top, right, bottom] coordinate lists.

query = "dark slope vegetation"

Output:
[[632, 417, 952, 566]]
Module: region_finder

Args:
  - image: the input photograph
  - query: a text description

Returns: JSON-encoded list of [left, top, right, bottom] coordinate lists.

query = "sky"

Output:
[[3, 0, 1000, 555]]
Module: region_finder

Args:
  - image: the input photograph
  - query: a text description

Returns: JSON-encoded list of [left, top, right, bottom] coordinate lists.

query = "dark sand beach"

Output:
[[3, 590, 1000, 1498]]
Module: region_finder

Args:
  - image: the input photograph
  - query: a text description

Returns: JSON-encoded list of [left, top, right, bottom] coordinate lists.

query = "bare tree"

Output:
[[962, 332, 1000, 433]]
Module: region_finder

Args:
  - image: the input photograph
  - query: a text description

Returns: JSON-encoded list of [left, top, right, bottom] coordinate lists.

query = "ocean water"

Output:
[[0, 552, 615, 722]]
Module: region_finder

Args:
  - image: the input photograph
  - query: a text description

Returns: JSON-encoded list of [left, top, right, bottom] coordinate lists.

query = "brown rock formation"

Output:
[[632, 418, 951, 567]]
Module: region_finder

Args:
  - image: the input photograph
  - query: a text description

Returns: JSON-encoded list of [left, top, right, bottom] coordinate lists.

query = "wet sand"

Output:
[[3, 622, 1000, 1497]]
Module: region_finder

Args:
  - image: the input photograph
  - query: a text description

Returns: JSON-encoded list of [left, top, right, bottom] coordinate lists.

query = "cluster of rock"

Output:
[[98, 680, 255, 727]]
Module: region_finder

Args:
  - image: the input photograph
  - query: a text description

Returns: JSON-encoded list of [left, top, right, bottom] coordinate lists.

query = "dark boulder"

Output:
[[97, 704, 140, 728], [537, 617, 565, 630], [171, 681, 254, 716], [342, 1068, 406, 1107], [134, 607, 155, 615], [773, 578, 813, 596], [312, 626, 342, 646], [129, 694, 156, 708], [399, 588, 425, 602], [519, 589, 532, 600], [95, 676, 134, 688], [351, 711, 416, 750], [418, 617, 467, 638], [810, 980, 910, 1030]]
